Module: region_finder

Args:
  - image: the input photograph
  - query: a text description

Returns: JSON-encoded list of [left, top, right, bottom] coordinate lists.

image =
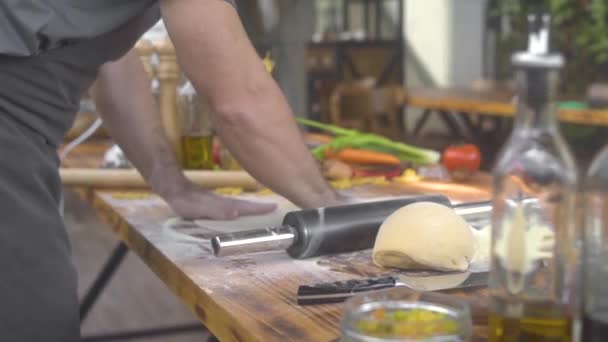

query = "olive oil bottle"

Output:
[[181, 135, 214, 170], [489, 299, 572, 342], [177, 80, 215, 170], [489, 13, 577, 342]]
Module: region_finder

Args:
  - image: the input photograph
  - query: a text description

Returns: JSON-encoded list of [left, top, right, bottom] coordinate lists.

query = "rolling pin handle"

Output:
[[211, 225, 297, 257], [452, 200, 492, 224]]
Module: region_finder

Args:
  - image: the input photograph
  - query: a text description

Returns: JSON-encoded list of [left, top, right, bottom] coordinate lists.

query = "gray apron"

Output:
[[0, 5, 160, 342]]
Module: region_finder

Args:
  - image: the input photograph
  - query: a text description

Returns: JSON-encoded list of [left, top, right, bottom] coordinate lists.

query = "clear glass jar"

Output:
[[488, 15, 578, 341], [177, 80, 215, 170], [340, 288, 472, 342], [582, 145, 608, 341]]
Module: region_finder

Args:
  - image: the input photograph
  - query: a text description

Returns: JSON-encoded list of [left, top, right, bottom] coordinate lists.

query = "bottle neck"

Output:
[[513, 68, 560, 132]]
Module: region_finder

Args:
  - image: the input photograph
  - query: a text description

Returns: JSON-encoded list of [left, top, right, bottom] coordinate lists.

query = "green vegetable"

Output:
[[298, 118, 440, 165], [297, 118, 358, 136]]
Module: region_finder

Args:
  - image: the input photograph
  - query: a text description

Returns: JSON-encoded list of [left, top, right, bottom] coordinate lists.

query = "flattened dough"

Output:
[[372, 202, 475, 272]]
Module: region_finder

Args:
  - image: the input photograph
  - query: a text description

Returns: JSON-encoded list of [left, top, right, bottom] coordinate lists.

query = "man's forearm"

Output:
[[90, 50, 188, 199], [161, 0, 338, 208], [213, 78, 335, 208]]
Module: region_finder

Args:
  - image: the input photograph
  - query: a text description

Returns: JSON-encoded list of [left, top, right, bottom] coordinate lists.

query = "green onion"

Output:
[[297, 118, 357, 136], [298, 118, 440, 165]]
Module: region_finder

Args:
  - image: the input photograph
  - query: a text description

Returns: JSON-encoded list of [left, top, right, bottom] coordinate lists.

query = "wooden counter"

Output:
[[90, 176, 492, 342]]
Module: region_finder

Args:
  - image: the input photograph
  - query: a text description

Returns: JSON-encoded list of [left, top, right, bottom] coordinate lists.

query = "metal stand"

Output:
[[81, 324, 204, 342], [411, 109, 465, 141], [79, 242, 208, 341], [80, 243, 129, 321], [410, 107, 512, 169]]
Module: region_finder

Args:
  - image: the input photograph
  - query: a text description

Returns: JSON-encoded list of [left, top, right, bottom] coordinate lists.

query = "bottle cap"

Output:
[[512, 13, 564, 69]]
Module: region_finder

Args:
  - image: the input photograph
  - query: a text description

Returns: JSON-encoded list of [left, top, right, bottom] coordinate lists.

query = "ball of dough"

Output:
[[372, 202, 474, 272]]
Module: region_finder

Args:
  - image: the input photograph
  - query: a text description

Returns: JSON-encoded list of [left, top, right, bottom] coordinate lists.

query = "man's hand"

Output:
[[165, 181, 277, 220], [161, 0, 340, 209], [91, 50, 276, 220]]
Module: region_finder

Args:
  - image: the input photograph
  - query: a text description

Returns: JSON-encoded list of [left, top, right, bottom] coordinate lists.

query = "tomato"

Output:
[[442, 144, 482, 181]]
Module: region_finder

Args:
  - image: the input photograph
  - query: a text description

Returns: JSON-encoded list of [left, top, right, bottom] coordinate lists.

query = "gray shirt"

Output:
[[0, 0, 234, 144], [0, 0, 236, 57], [0, 0, 159, 57]]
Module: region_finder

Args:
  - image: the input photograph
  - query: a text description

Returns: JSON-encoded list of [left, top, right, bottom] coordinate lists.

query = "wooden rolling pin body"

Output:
[[60, 168, 260, 190]]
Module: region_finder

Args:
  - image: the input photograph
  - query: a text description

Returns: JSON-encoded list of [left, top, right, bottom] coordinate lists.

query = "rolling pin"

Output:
[[212, 195, 492, 259], [60, 168, 260, 190]]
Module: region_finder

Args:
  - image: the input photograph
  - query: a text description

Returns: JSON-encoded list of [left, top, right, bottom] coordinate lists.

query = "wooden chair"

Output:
[[328, 78, 376, 131], [329, 78, 405, 140], [366, 85, 406, 140]]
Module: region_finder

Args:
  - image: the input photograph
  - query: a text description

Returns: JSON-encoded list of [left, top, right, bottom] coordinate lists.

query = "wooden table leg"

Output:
[[411, 108, 432, 139], [473, 115, 512, 170], [438, 110, 465, 140], [81, 324, 205, 342], [79, 242, 207, 341], [80, 242, 129, 321], [457, 112, 482, 144]]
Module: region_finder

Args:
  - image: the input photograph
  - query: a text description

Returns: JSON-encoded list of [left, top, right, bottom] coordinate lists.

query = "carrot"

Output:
[[326, 148, 401, 166]]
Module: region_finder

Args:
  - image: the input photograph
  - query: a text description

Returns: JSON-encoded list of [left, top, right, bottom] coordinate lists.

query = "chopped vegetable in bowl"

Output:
[[355, 308, 460, 339], [341, 289, 471, 342]]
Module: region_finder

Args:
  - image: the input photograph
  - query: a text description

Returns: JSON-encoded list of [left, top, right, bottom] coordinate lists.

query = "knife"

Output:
[[296, 271, 488, 305]]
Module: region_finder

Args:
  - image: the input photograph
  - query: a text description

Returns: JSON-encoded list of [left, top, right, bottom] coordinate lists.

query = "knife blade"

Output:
[[296, 272, 488, 305]]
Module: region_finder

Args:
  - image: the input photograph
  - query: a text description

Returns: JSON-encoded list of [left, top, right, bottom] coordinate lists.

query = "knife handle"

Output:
[[297, 276, 397, 305]]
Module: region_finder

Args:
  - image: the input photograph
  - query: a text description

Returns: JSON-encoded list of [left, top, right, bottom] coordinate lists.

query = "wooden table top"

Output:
[[406, 86, 608, 126], [90, 175, 493, 342]]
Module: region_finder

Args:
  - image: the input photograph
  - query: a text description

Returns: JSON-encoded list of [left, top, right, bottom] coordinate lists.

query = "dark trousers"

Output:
[[0, 113, 80, 341]]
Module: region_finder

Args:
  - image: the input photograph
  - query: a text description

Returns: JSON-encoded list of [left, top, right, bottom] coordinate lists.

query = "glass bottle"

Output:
[[582, 145, 608, 341], [488, 14, 578, 341], [177, 80, 215, 170]]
